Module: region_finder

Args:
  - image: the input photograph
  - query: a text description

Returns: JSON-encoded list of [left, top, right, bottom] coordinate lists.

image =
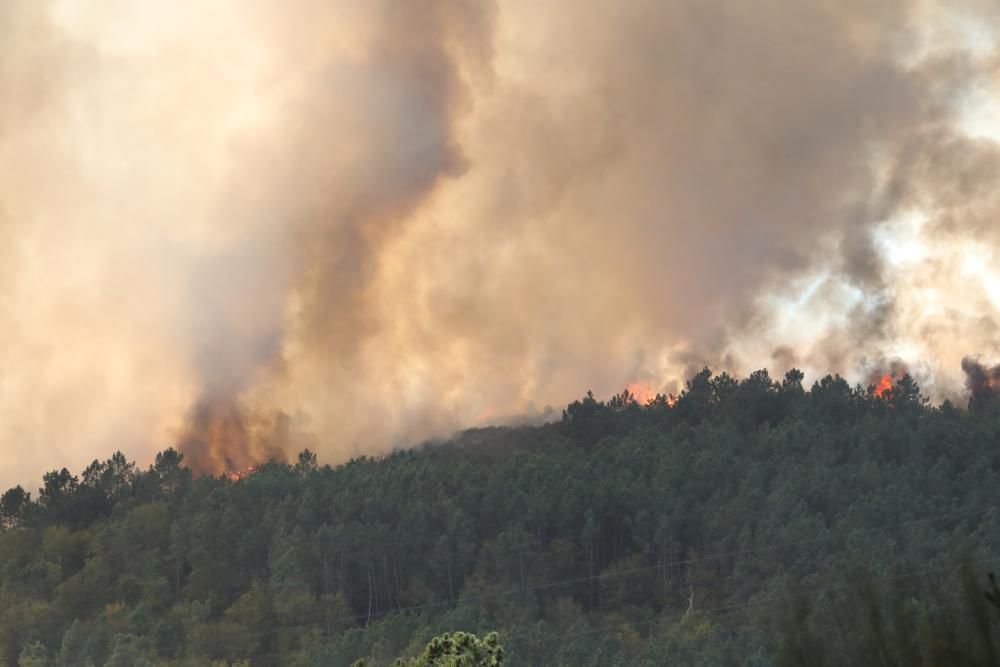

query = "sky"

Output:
[[1, 0, 999, 487]]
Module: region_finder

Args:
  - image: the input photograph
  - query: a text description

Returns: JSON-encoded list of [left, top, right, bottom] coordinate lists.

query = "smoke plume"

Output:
[[1, 0, 1000, 484], [961, 356, 1000, 406]]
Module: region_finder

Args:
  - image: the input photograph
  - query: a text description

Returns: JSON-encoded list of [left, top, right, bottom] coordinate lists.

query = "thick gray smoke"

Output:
[[165, 0, 496, 472], [1, 0, 999, 483]]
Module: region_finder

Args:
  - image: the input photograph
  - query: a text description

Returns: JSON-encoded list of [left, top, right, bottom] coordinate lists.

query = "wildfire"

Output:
[[474, 407, 495, 424], [875, 374, 893, 398], [627, 381, 656, 405], [625, 381, 676, 407], [226, 464, 259, 481]]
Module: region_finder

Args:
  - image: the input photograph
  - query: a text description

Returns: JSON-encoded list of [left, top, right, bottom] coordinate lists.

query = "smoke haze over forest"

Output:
[[2, 0, 1000, 484]]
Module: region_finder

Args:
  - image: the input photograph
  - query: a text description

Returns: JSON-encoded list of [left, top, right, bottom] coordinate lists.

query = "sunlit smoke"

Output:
[[1, 0, 1000, 485], [626, 382, 657, 406]]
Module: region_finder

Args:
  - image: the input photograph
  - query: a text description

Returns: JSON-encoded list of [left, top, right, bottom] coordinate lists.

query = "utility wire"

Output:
[[208, 549, 1000, 663], [521, 553, 1000, 647], [184, 504, 991, 642]]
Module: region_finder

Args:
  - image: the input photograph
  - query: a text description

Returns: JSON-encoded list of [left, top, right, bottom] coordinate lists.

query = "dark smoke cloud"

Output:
[[961, 356, 1000, 405]]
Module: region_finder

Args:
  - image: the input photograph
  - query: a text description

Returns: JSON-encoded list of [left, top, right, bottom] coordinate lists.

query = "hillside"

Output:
[[2, 368, 999, 665]]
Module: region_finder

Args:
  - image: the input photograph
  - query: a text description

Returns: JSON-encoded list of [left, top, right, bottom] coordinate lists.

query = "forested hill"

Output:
[[2, 368, 1000, 665]]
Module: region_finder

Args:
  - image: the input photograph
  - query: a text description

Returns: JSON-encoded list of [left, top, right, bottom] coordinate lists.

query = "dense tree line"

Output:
[[1, 368, 999, 665]]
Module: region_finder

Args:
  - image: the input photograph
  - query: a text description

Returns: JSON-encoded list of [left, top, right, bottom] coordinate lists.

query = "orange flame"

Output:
[[474, 407, 495, 424], [226, 464, 259, 481], [626, 381, 677, 407], [875, 374, 893, 398], [627, 381, 656, 405]]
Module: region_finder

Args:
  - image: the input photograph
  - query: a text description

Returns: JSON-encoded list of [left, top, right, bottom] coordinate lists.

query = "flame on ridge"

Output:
[[875, 374, 893, 398], [226, 464, 259, 481], [627, 381, 656, 405]]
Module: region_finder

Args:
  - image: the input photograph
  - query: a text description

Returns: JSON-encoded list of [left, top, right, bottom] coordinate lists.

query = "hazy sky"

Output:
[[2, 0, 1000, 486]]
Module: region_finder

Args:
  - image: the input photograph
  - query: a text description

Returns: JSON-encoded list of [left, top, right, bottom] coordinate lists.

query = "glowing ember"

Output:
[[627, 381, 656, 405], [226, 464, 259, 481], [875, 374, 893, 398]]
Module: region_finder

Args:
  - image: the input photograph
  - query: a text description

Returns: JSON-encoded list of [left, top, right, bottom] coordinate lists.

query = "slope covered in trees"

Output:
[[1, 368, 999, 665]]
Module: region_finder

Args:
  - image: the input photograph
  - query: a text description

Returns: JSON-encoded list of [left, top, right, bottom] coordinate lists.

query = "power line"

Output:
[[182, 503, 991, 643], [518, 553, 1000, 647], [193, 547, 1000, 663]]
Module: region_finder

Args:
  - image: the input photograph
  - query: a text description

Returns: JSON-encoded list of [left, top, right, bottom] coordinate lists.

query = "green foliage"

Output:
[[354, 632, 503, 667], [16, 641, 49, 667], [0, 487, 29, 530], [777, 569, 1000, 666], [405, 631, 504, 666], [0, 369, 997, 665]]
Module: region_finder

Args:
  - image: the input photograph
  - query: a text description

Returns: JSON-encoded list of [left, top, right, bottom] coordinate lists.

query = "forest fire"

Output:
[[874, 374, 893, 398], [626, 381, 656, 405], [226, 464, 259, 481], [625, 381, 677, 407], [178, 400, 256, 477], [177, 399, 288, 477]]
